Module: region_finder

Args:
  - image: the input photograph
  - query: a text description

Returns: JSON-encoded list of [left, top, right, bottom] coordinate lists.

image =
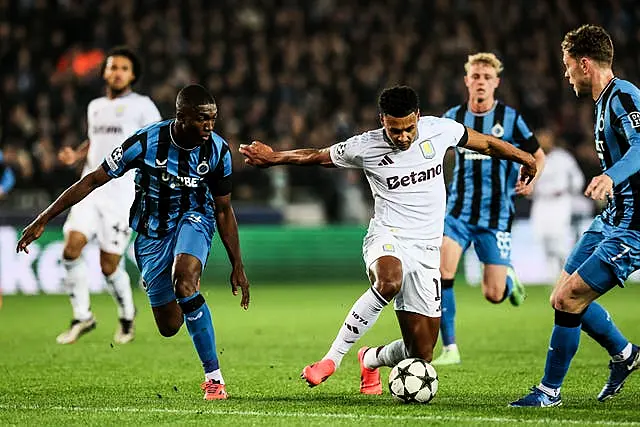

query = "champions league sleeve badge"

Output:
[[196, 160, 210, 175]]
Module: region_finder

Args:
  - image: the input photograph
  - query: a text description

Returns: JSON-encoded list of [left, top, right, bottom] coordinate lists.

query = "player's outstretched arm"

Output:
[[213, 194, 250, 310], [16, 166, 112, 254], [239, 141, 334, 168], [464, 127, 537, 183]]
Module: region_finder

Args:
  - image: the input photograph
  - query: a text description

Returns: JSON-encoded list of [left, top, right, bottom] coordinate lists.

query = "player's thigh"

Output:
[[363, 232, 404, 300], [440, 236, 464, 279], [134, 232, 176, 309], [473, 227, 512, 266], [395, 310, 440, 362], [172, 214, 214, 297], [442, 216, 472, 277]]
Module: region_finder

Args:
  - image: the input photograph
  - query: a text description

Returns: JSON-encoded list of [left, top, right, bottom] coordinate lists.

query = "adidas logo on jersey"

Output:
[[378, 155, 394, 166], [386, 165, 443, 189]]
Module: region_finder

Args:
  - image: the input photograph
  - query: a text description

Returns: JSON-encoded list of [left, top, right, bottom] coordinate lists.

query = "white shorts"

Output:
[[63, 193, 132, 255], [362, 228, 442, 317]]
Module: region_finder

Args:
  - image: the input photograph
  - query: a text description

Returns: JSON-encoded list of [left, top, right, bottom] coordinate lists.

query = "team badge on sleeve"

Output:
[[419, 140, 435, 159], [106, 146, 124, 171], [629, 111, 640, 128]]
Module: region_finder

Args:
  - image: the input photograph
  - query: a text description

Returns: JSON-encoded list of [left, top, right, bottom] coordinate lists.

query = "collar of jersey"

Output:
[[382, 127, 420, 150], [169, 119, 200, 152], [467, 100, 498, 116], [595, 77, 617, 105]]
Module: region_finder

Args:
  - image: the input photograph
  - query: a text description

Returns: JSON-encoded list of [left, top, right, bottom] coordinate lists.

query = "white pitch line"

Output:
[[0, 404, 639, 426]]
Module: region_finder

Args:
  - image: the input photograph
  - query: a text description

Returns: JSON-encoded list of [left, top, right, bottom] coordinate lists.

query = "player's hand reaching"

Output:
[[518, 159, 537, 185], [230, 266, 250, 310], [58, 147, 78, 166], [585, 174, 614, 201], [16, 216, 47, 254], [239, 141, 275, 168], [515, 180, 535, 196]]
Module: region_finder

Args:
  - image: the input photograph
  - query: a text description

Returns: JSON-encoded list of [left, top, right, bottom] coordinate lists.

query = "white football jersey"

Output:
[[330, 116, 467, 242], [85, 92, 161, 202]]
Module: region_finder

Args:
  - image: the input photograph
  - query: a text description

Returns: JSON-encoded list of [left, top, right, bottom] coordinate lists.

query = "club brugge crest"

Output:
[[196, 161, 210, 175], [491, 123, 504, 138], [419, 140, 435, 159]]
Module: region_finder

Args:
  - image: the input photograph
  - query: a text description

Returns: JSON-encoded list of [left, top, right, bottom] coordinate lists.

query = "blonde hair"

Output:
[[464, 52, 504, 74]]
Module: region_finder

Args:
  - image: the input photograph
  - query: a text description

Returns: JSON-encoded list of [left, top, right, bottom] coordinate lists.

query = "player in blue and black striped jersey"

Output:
[[433, 53, 546, 366], [512, 25, 640, 407], [17, 84, 249, 401]]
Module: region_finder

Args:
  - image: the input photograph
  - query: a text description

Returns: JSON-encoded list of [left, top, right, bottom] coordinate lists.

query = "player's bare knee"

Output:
[[158, 323, 181, 337], [482, 283, 503, 304], [100, 259, 119, 276], [374, 278, 401, 301], [173, 269, 200, 299], [62, 243, 83, 260]]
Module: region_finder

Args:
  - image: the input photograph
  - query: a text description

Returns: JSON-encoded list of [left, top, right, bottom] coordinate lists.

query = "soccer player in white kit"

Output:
[[56, 47, 161, 344], [530, 130, 585, 281], [240, 86, 537, 394]]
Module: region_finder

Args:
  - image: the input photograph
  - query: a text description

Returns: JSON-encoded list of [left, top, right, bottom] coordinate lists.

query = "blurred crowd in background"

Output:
[[0, 0, 637, 222]]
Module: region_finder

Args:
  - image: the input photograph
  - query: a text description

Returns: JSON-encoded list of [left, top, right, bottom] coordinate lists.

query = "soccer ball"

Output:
[[388, 358, 438, 403]]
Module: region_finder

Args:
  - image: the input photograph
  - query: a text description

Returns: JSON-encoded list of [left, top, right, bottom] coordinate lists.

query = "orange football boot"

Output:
[[358, 347, 382, 395], [301, 359, 336, 387], [201, 379, 228, 400]]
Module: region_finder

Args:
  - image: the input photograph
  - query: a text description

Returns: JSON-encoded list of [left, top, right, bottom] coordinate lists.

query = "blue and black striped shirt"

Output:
[[101, 119, 232, 238], [595, 78, 640, 230], [444, 101, 539, 231]]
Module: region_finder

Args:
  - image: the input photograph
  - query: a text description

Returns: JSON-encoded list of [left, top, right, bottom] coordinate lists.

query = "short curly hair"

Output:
[[100, 46, 142, 85], [378, 86, 419, 118], [562, 24, 613, 65]]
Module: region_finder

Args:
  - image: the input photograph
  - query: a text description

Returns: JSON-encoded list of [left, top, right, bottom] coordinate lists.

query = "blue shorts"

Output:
[[444, 216, 511, 265], [134, 213, 214, 307], [565, 216, 640, 294]]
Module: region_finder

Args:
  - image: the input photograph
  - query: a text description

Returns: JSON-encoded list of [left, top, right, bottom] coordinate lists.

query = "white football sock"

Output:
[[323, 287, 388, 367], [537, 383, 560, 397], [105, 266, 135, 320], [613, 342, 632, 362], [63, 257, 92, 321], [205, 369, 225, 384], [363, 339, 408, 369], [444, 343, 458, 351]]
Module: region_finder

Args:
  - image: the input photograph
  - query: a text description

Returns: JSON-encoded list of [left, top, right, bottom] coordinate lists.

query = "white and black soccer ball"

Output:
[[388, 358, 438, 403]]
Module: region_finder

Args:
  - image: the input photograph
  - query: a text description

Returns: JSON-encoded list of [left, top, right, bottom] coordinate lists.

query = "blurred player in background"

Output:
[[240, 86, 537, 394], [0, 148, 15, 308], [18, 84, 249, 401], [433, 53, 545, 365], [56, 47, 161, 345], [512, 24, 640, 407], [530, 129, 585, 281]]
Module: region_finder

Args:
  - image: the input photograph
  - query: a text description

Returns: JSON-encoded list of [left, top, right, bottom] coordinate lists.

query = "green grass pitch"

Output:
[[1, 281, 639, 426]]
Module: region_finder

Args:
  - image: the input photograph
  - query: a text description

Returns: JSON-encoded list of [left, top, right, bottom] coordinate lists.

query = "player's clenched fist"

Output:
[[239, 141, 275, 168]]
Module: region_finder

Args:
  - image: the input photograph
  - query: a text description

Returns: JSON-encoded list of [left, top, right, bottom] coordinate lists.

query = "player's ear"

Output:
[[580, 57, 590, 74], [379, 114, 384, 126], [495, 77, 501, 88]]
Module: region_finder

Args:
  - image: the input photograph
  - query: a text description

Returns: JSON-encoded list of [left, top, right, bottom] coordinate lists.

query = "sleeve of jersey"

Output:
[[604, 93, 640, 186], [329, 134, 365, 168], [208, 146, 233, 196], [514, 115, 540, 154], [437, 118, 468, 148], [101, 134, 144, 178]]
